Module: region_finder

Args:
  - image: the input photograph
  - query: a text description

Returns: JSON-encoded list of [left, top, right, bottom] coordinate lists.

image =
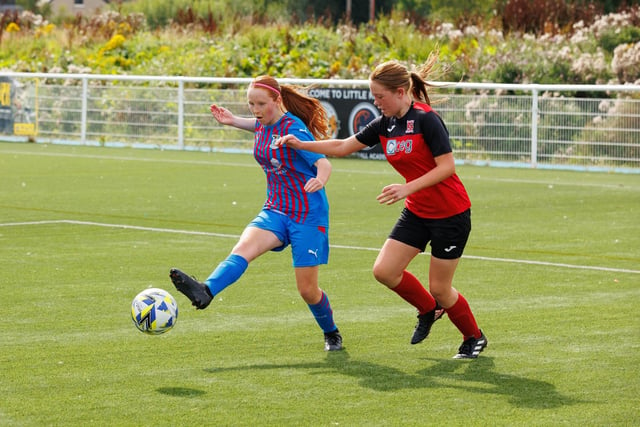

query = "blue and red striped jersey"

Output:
[[253, 112, 329, 226]]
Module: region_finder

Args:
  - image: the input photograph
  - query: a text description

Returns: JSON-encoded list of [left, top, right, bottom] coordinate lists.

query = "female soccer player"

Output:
[[277, 54, 487, 359], [170, 76, 342, 351]]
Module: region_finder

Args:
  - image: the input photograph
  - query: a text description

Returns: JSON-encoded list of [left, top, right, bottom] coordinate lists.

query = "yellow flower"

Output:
[[6, 22, 20, 33], [330, 61, 341, 75], [34, 23, 56, 39], [43, 23, 56, 34], [118, 22, 132, 35], [104, 34, 126, 51]]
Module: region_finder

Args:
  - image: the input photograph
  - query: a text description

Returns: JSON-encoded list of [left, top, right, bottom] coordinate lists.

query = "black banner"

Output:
[[309, 87, 384, 160]]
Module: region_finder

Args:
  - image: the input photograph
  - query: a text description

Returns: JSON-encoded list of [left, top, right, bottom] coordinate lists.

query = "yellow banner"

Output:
[[14, 122, 36, 136], [0, 82, 10, 106]]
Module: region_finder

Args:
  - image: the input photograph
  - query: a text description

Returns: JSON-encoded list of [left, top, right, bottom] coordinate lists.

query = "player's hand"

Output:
[[304, 177, 324, 193], [377, 184, 406, 205], [274, 134, 302, 149], [210, 104, 234, 125]]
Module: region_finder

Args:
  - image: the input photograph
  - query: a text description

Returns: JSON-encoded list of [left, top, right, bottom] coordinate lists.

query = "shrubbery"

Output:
[[1, 1, 639, 85]]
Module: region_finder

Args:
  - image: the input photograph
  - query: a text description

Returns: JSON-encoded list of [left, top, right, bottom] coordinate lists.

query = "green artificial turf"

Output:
[[1, 142, 638, 426]]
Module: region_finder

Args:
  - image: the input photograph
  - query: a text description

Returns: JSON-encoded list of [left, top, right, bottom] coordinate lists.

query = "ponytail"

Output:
[[281, 85, 330, 140], [370, 48, 446, 106]]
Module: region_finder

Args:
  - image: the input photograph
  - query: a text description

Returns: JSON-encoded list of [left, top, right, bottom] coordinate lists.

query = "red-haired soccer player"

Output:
[[170, 76, 342, 351]]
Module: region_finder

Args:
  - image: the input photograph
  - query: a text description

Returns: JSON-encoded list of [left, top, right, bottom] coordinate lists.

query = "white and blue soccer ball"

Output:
[[131, 288, 178, 335]]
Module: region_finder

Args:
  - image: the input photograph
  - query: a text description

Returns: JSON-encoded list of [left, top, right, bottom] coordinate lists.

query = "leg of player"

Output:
[[295, 266, 342, 351], [372, 239, 442, 344], [428, 256, 487, 359], [170, 226, 280, 309]]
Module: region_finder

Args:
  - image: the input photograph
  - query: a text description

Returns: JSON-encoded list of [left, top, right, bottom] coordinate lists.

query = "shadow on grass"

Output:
[[157, 387, 206, 397], [415, 356, 580, 409], [204, 351, 580, 409]]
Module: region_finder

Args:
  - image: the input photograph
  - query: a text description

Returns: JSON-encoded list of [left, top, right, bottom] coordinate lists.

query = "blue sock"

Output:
[[308, 291, 337, 333], [204, 254, 249, 297]]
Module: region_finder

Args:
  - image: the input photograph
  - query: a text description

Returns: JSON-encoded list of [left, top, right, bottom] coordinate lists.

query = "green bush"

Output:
[[1, 4, 639, 85], [598, 26, 640, 53]]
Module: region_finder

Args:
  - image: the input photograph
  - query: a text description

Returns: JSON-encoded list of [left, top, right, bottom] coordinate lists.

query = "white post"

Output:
[[178, 79, 184, 149], [531, 87, 538, 168], [81, 76, 88, 145]]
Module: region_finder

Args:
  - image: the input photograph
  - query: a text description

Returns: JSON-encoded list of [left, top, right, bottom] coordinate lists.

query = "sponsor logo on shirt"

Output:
[[385, 139, 413, 155], [386, 140, 397, 155], [270, 158, 285, 174]]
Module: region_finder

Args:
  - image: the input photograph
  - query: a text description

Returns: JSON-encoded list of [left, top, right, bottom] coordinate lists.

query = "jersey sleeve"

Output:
[[355, 116, 385, 147], [422, 111, 452, 157], [288, 122, 326, 166]]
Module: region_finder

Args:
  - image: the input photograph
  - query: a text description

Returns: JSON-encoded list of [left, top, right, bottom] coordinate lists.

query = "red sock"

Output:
[[445, 293, 481, 339], [391, 271, 436, 315]]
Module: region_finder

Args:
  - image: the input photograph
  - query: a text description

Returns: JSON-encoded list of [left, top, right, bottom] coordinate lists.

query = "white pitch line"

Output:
[[461, 254, 640, 274], [0, 220, 66, 227], [2, 219, 639, 275], [60, 219, 240, 239]]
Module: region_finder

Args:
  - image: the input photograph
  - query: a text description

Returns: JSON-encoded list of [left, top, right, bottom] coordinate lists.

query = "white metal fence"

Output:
[[1, 72, 639, 173]]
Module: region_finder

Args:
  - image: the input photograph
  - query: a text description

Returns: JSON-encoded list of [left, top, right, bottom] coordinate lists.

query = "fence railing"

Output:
[[1, 72, 639, 173]]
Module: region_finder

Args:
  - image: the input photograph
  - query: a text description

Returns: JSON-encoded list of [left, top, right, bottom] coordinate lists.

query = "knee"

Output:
[[429, 287, 446, 302], [298, 286, 321, 305], [429, 285, 457, 307], [372, 263, 396, 288]]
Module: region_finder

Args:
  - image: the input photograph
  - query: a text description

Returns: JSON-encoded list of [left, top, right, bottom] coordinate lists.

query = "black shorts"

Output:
[[388, 208, 471, 259]]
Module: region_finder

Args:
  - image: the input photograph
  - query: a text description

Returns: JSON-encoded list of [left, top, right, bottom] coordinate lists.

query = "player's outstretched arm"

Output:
[[210, 104, 255, 131], [276, 134, 365, 158]]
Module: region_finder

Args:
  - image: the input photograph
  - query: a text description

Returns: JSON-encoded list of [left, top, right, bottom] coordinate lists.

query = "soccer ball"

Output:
[[131, 288, 178, 335]]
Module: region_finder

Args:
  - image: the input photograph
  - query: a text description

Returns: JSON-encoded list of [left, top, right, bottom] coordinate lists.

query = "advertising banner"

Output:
[[309, 87, 384, 160], [0, 77, 37, 137]]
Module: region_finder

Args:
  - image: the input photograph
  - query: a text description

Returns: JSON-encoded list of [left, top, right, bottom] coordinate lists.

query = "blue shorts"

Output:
[[248, 209, 329, 267]]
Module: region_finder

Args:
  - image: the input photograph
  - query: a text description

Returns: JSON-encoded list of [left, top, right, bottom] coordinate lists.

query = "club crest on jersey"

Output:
[[270, 134, 280, 149], [406, 120, 415, 134]]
